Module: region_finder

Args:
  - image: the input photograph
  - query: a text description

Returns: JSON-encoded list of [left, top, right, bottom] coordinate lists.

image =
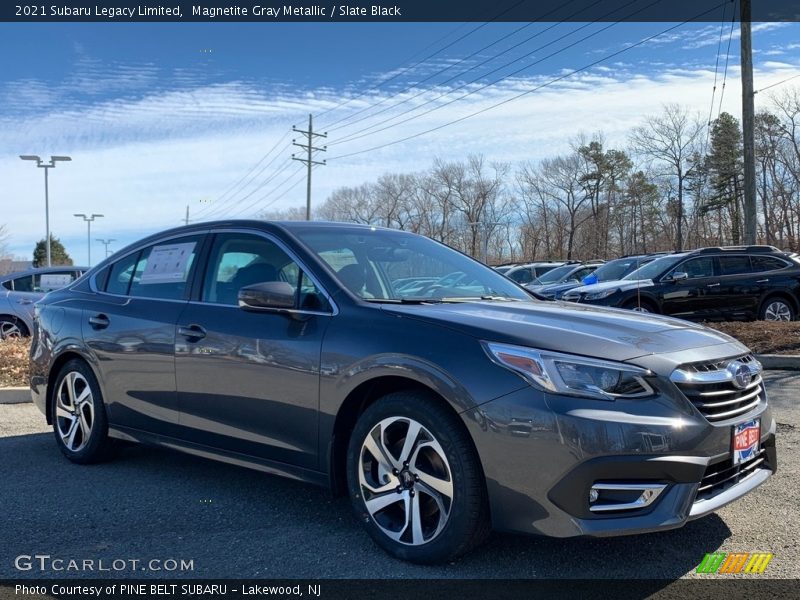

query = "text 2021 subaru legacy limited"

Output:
[[30, 221, 776, 563]]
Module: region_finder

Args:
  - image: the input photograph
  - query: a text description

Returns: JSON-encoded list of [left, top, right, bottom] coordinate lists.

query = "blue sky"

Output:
[[2, 20, 800, 265]]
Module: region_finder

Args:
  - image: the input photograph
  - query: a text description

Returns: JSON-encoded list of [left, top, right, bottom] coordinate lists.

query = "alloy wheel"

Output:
[[764, 301, 792, 321], [0, 320, 22, 339], [358, 416, 454, 546], [55, 372, 94, 452]]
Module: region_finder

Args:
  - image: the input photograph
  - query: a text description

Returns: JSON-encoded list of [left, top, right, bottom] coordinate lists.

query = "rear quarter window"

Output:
[[751, 256, 789, 272]]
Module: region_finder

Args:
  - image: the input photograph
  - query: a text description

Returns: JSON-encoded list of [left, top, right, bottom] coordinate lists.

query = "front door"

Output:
[[660, 256, 718, 319], [174, 231, 333, 469]]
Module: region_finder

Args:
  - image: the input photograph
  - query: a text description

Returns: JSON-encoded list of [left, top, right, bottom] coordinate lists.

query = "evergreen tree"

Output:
[[33, 235, 73, 267]]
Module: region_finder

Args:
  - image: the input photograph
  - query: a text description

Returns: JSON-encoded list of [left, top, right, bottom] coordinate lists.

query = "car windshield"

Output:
[[295, 228, 531, 302], [623, 255, 684, 281], [534, 264, 577, 284], [593, 257, 649, 281]]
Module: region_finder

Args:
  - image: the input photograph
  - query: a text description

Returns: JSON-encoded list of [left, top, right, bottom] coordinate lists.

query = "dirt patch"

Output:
[[705, 321, 800, 355], [0, 338, 31, 387]]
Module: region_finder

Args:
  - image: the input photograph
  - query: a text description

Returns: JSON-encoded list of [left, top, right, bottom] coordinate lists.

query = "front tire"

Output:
[[347, 391, 489, 563], [623, 298, 657, 314], [52, 359, 114, 464]]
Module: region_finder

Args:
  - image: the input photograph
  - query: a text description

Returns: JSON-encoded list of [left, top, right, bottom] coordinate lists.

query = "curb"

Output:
[[755, 354, 800, 371], [0, 387, 31, 404]]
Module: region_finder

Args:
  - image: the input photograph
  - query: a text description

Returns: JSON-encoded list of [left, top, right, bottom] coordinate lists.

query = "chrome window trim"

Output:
[[196, 227, 339, 317], [89, 230, 210, 302]]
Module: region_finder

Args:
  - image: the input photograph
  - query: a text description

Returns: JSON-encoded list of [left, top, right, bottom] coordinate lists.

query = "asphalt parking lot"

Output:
[[1, 372, 798, 581]]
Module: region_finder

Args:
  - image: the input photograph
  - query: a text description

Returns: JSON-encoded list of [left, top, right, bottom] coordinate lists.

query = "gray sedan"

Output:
[[0, 266, 87, 338]]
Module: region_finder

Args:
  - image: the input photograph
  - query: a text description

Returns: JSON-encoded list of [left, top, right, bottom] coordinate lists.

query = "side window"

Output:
[[510, 269, 532, 284], [37, 271, 76, 292], [12, 275, 34, 292], [202, 233, 329, 311], [105, 251, 140, 295], [718, 256, 753, 276], [676, 257, 715, 279], [751, 256, 788, 272], [128, 237, 202, 300]]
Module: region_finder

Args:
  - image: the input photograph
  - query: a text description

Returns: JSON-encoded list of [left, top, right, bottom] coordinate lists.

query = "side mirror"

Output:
[[238, 281, 295, 311], [670, 272, 689, 283]]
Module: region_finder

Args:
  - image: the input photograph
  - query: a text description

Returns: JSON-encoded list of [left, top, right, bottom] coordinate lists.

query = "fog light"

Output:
[[589, 488, 599, 503]]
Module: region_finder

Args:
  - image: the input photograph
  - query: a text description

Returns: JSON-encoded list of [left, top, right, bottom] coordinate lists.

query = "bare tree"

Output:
[[0, 224, 9, 259], [630, 104, 703, 251]]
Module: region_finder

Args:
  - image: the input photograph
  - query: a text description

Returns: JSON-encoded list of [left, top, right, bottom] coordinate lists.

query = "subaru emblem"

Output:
[[727, 361, 751, 389]]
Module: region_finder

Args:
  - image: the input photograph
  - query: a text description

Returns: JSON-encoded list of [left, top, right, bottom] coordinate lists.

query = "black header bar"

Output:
[[3, 0, 800, 23]]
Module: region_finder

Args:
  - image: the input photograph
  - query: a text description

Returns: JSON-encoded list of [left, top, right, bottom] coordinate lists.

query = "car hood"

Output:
[[564, 279, 654, 295], [381, 300, 747, 370]]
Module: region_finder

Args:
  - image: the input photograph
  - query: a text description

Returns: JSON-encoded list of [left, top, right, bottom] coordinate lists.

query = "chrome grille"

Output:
[[696, 449, 768, 501], [671, 355, 764, 422]]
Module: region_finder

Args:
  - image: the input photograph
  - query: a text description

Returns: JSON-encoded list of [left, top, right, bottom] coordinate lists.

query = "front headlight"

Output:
[[483, 342, 654, 400], [584, 288, 617, 301]]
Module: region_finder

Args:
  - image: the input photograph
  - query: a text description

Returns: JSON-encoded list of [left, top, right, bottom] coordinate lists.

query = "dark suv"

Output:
[[562, 245, 800, 321]]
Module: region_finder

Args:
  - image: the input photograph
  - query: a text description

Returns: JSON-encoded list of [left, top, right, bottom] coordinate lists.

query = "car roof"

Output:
[[0, 266, 89, 281]]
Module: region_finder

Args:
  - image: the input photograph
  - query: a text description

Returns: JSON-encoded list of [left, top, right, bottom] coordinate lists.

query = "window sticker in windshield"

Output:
[[140, 242, 196, 284]]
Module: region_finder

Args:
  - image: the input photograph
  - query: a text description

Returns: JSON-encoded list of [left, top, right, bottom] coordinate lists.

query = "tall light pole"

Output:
[[74, 214, 103, 266], [19, 155, 72, 267], [96, 238, 115, 259]]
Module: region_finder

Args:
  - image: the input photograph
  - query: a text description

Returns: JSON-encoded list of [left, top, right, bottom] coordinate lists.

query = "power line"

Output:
[[328, 0, 649, 149], [716, 0, 737, 119], [755, 72, 800, 95], [705, 0, 730, 148], [322, 0, 587, 133], [198, 143, 294, 220], [249, 165, 316, 218], [192, 130, 291, 220], [229, 163, 307, 218], [315, 0, 529, 122], [327, 2, 727, 162]]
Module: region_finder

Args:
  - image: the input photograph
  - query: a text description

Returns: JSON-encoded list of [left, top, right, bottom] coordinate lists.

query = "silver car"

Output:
[[0, 266, 87, 339]]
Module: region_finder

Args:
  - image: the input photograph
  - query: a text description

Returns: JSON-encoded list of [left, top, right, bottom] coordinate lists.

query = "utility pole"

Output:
[[292, 114, 327, 221], [96, 238, 116, 259], [184, 204, 190, 225], [19, 155, 72, 267], [740, 0, 757, 244], [74, 213, 103, 266]]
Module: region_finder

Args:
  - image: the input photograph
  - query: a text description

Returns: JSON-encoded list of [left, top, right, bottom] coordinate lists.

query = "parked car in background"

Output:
[[562, 245, 800, 321], [525, 261, 604, 296], [503, 261, 565, 285], [0, 266, 87, 339], [534, 253, 668, 300], [492, 263, 518, 275], [30, 222, 774, 563]]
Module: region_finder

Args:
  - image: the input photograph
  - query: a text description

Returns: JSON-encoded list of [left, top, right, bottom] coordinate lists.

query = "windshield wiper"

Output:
[[364, 295, 520, 304]]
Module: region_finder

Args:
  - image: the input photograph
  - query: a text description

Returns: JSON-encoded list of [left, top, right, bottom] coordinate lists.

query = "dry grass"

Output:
[[704, 321, 800, 355], [0, 338, 31, 387]]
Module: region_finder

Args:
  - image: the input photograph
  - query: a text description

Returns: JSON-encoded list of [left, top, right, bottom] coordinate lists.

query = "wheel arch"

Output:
[[621, 292, 660, 312], [0, 313, 30, 336], [45, 350, 98, 425], [759, 291, 799, 320], [327, 375, 481, 498]]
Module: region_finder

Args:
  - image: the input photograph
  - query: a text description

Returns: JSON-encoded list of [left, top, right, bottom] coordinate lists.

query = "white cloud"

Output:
[[2, 46, 800, 264]]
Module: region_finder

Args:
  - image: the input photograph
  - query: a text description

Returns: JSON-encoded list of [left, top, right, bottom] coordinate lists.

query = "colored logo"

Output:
[[696, 552, 773, 574]]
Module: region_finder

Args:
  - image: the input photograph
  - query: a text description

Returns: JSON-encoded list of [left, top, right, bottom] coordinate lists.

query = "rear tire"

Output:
[[51, 359, 114, 464], [347, 391, 490, 563], [760, 297, 795, 321]]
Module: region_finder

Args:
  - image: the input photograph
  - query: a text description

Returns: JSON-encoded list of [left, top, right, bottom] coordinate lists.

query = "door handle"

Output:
[[706, 283, 720, 288], [17, 299, 33, 305], [178, 324, 207, 341], [756, 279, 769, 283], [88, 314, 110, 329]]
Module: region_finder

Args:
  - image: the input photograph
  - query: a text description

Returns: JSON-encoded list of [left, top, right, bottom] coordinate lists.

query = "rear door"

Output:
[[81, 234, 206, 436], [715, 255, 759, 317]]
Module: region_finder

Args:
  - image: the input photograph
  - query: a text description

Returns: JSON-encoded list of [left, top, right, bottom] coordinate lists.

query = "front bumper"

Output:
[[464, 383, 776, 538]]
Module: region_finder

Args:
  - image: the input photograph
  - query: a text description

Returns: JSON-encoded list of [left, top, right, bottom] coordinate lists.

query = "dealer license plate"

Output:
[[732, 418, 760, 465]]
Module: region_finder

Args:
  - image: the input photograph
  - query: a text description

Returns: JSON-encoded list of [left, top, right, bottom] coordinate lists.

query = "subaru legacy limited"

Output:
[[30, 221, 776, 563]]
